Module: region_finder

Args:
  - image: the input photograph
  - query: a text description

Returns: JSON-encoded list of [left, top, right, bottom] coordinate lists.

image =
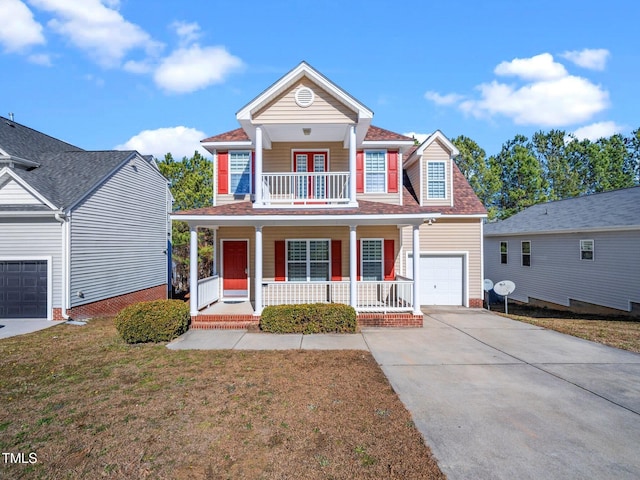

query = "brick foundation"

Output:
[[52, 308, 65, 321], [67, 285, 167, 319], [191, 314, 258, 330], [469, 298, 484, 308], [356, 313, 424, 328]]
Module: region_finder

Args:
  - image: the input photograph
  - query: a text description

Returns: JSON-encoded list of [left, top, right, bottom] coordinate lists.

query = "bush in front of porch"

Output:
[[260, 304, 357, 334]]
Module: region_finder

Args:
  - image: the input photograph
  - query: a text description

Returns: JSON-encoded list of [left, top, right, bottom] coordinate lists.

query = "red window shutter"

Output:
[[218, 152, 228, 194], [356, 151, 364, 193], [275, 241, 286, 281], [356, 241, 361, 281], [251, 151, 255, 194], [331, 240, 342, 281], [384, 240, 395, 280], [387, 151, 398, 193]]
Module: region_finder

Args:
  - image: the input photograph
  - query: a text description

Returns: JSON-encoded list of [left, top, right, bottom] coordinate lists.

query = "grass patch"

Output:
[[0, 317, 444, 479], [498, 304, 640, 353]]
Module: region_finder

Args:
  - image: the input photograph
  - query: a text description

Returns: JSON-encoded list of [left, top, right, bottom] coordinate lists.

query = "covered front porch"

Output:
[[178, 212, 434, 327]]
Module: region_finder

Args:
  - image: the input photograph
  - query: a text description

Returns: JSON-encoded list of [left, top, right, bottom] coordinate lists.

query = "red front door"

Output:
[[223, 241, 248, 296]]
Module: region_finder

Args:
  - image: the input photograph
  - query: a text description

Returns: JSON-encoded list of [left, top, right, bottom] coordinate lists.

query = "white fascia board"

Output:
[[484, 225, 640, 237], [202, 141, 253, 151], [237, 62, 373, 122], [173, 212, 441, 228], [0, 154, 41, 168], [0, 167, 58, 209], [440, 214, 488, 219], [415, 130, 460, 157], [362, 140, 415, 153], [0, 209, 64, 217]]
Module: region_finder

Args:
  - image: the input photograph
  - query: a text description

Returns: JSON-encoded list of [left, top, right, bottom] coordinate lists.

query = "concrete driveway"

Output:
[[0, 319, 58, 339], [363, 307, 640, 480]]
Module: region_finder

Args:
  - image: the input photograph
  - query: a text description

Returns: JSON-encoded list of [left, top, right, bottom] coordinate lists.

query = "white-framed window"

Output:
[[361, 239, 383, 281], [287, 239, 330, 282], [521, 241, 531, 267], [364, 150, 387, 193], [427, 161, 446, 198], [229, 151, 251, 194], [580, 239, 594, 261], [500, 241, 508, 264]]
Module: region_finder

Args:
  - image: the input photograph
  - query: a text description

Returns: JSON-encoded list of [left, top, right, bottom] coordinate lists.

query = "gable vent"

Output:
[[294, 87, 314, 108]]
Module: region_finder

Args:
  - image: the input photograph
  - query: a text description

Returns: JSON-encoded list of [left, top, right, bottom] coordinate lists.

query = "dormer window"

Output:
[[427, 161, 446, 199]]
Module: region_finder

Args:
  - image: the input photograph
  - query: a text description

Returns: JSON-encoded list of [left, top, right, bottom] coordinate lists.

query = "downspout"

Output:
[[54, 212, 71, 320]]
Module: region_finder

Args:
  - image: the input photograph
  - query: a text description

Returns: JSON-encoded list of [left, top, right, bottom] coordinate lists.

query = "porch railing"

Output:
[[261, 172, 350, 205], [261, 280, 414, 312], [197, 275, 220, 309]]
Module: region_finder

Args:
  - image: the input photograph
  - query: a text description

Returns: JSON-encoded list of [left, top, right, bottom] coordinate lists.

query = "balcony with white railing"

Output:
[[261, 279, 414, 313], [260, 172, 351, 206]]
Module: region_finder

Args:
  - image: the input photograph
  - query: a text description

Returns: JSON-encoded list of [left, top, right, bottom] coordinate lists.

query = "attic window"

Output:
[[295, 87, 314, 108]]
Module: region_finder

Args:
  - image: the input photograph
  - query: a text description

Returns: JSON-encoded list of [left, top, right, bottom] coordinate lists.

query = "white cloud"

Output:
[[424, 91, 464, 106], [171, 21, 202, 47], [28, 0, 162, 67], [153, 45, 243, 94], [561, 49, 609, 71], [0, 0, 45, 52], [115, 126, 208, 159], [403, 132, 430, 144], [28, 52, 52, 66], [572, 121, 624, 141], [494, 53, 567, 81], [459, 75, 609, 126], [426, 52, 610, 128], [123, 59, 153, 74]]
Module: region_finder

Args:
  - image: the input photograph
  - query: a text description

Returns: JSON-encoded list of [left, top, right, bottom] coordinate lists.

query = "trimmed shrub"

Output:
[[115, 299, 190, 344], [260, 303, 357, 334]]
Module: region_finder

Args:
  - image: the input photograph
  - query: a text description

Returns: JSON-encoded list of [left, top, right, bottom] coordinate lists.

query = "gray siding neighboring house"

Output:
[[484, 187, 640, 316], [0, 117, 171, 320]]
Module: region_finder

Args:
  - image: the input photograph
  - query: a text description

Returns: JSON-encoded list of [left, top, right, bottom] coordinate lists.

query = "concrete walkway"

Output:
[[167, 308, 640, 479], [0, 319, 59, 339]]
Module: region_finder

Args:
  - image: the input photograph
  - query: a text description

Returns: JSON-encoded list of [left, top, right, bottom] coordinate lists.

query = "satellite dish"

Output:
[[493, 280, 516, 296], [483, 279, 494, 292]]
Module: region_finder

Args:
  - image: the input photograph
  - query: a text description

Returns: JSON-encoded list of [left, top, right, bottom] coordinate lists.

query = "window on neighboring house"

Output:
[[365, 150, 387, 193], [361, 239, 383, 281], [229, 151, 251, 194], [580, 240, 594, 260], [521, 241, 531, 267], [427, 161, 446, 198], [500, 241, 508, 264], [287, 240, 330, 282]]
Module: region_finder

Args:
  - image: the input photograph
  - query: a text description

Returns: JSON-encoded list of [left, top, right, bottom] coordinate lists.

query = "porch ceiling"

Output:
[[262, 123, 351, 144]]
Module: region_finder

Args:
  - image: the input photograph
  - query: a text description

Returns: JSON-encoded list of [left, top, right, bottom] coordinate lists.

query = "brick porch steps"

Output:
[[190, 312, 424, 329]]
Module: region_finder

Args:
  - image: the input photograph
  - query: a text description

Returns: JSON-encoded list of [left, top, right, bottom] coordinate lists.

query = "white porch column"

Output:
[[254, 225, 263, 316], [189, 224, 198, 317], [348, 125, 357, 206], [254, 126, 263, 206], [412, 224, 422, 316], [349, 225, 357, 309]]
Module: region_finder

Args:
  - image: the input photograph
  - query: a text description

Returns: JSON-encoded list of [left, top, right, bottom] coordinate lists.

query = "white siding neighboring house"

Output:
[[484, 187, 640, 316], [0, 117, 171, 320]]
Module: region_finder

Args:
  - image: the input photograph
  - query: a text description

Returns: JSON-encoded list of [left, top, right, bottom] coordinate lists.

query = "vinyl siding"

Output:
[[0, 178, 43, 205], [401, 219, 483, 299], [253, 78, 357, 124], [0, 218, 62, 307], [69, 159, 168, 308], [484, 230, 640, 312], [405, 160, 422, 205], [421, 140, 452, 207], [216, 225, 400, 288]]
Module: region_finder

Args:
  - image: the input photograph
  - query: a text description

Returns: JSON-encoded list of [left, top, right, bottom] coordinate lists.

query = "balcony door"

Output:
[[294, 152, 328, 200]]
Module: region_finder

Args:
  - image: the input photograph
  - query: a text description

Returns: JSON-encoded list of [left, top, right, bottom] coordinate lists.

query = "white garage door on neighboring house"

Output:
[[0, 260, 49, 318], [407, 254, 464, 306]]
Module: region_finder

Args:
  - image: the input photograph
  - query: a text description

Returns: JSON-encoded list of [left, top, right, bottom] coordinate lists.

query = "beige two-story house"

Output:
[[174, 62, 486, 327]]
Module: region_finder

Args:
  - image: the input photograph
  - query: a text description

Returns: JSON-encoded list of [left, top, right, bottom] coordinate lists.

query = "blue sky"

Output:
[[2, 0, 637, 159]]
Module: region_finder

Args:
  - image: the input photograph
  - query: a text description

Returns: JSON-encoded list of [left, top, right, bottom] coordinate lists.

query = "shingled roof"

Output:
[[484, 186, 640, 236], [0, 116, 143, 209]]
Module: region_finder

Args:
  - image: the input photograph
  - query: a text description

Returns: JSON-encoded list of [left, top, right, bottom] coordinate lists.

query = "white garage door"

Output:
[[408, 254, 464, 306]]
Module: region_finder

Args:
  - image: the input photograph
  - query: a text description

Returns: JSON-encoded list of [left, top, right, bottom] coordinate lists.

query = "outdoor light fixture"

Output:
[[302, 128, 311, 136]]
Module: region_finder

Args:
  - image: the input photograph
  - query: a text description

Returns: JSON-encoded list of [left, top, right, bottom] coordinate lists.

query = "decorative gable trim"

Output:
[[0, 167, 57, 210]]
